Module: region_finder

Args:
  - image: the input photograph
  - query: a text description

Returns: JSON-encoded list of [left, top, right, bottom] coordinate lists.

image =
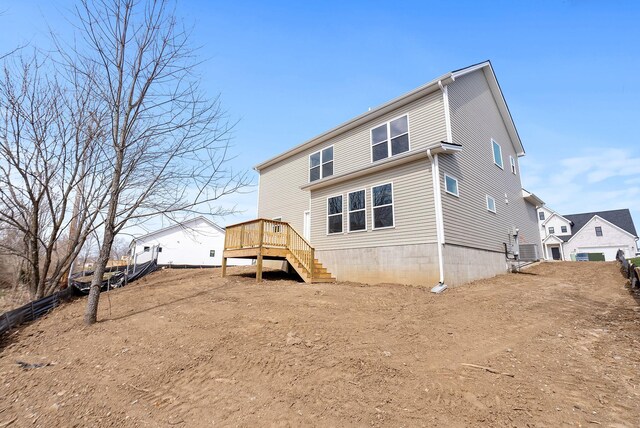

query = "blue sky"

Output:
[[2, 0, 640, 234]]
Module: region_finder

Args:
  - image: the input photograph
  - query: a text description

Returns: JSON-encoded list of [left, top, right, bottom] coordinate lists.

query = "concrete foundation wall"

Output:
[[443, 244, 507, 286], [317, 243, 440, 286]]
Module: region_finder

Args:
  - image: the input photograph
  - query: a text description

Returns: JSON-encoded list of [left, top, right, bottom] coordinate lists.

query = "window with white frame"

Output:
[[486, 195, 496, 213], [510, 155, 516, 174], [327, 195, 343, 234], [549, 226, 555, 234], [595, 226, 603, 237], [372, 183, 394, 229], [492, 139, 503, 169], [371, 115, 409, 162], [539, 211, 545, 220], [310, 146, 334, 182], [561, 226, 567, 233], [444, 174, 459, 197], [348, 190, 366, 232]]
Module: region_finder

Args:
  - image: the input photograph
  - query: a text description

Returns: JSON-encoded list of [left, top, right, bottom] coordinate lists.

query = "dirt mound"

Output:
[[1, 262, 638, 426]]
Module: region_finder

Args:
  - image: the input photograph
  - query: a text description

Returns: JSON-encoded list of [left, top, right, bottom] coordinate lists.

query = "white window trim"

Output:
[[444, 173, 459, 197], [486, 195, 497, 213], [309, 145, 334, 182], [549, 226, 555, 234], [561, 226, 567, 234], [370, 114, 411, 163], [347, 189, 367, 233], [491, 139, 503, 169], [326, 194, 343, 235], [595, 226, 603, 237], [509, 155, 517, 175], [371, 182, 395, 230]]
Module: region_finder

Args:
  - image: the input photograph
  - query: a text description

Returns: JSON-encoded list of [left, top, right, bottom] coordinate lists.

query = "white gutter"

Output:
[[428, 149, 445, 284]]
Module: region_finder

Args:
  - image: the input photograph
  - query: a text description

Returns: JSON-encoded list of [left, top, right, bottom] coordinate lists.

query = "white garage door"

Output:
[[577, 246, 628, 261]]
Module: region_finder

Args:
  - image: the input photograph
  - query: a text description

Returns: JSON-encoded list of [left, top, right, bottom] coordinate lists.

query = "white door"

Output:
[[303, 211, 310, 240]]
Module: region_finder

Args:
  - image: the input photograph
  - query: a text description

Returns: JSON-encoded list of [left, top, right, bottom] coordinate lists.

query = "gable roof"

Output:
[[541, 212, 572, 227], [564, 209, 637, 237], [132, 216, 225, 242], [254, 60, 524, 172]]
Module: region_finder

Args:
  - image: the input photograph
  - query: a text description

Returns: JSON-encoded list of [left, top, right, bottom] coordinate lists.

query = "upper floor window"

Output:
[[310, 146, 333, 182], [539, 211, 545, 221], [595, 226, 603, 237], [444, 174, 459, 197], [372, 183, 394, 229], [492, 139, 503, 169], [510, 155, 517, 174], [327, 195, 343, 234], [486, 195, 496, 213], [371, 115, 409, 162], [348, 190, 366, 232], [561, 226, 567, 233], [549, 226, 555, 234]]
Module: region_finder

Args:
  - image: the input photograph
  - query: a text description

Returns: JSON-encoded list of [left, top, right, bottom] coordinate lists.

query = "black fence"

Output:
[[0, 287, 77, 337], [616, 249, 639, 288]]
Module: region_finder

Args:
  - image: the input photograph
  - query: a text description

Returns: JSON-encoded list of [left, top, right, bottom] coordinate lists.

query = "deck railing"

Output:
[[224, 219, 314, 279]]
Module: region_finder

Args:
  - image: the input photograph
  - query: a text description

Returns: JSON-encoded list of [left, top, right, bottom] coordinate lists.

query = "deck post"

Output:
[[240, 224, 245, 248], [221, 257, 227, 277], [310, 247, 315, 281], [256, 253, 263, 282], [258, 219, 265, 247]]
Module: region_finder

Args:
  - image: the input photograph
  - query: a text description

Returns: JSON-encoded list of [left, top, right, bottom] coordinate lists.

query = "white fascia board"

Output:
[[542, 212, 571, 227], [566, 215, 638, 243], [522, 189, 545, 207], [255, 75, 456, 172], [453, 61, 525, 157], [134, 216, 224, 241], [542, 234, 564, 244]]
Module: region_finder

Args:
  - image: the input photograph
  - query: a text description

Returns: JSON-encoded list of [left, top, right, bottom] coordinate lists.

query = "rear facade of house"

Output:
[[255, 62, 541, 286]]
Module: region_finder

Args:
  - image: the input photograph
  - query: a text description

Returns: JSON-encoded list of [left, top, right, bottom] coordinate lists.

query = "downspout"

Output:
[[427, 149, 445, 285]]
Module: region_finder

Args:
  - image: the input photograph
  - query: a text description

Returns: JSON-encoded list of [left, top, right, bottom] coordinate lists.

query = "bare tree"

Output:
[[69, 0, 249, 324], [0, 54, 110, 298]]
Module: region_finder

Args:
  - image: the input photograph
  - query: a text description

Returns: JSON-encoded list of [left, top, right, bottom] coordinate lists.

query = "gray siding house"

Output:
[[249, 61, 542, 286]]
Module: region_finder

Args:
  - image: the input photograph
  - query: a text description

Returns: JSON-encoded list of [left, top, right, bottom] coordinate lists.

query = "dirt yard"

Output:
[[1, 262, 638, 427]]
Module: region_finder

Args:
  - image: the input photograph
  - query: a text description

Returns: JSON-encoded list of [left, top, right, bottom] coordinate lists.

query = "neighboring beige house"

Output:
[[240, 61, 543, 287], [538, 208, 638, 261]]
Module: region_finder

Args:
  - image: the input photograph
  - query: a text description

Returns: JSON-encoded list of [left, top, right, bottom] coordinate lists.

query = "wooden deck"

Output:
[[222, 219, 335, 283]]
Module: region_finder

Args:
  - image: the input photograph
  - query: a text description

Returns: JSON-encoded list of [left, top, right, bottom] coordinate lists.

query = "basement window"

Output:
[[595, 226, 603, 237], [327, 195, 343, 234], [486, 195, 497, 213], [348, 189, 366, 232], [309, 146, 334, 182], [372, 183, 394, 229], [492, 139, 503, 169], [371, 115, 410, 162]]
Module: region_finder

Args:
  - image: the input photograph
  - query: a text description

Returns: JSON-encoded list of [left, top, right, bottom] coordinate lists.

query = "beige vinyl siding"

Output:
[[440, 69, 539, 253], [310, 158, 436, 250], [258, 90, 447, 238]]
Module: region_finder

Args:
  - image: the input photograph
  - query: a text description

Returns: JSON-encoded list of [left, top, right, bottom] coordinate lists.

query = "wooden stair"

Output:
[[222, 218, 335, 283], [286, 255, 336, 283]]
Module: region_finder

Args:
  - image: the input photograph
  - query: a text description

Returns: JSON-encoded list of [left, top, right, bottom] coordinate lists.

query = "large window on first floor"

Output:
[[327, 195, 343, 234], [372, 183, 394, 229], [348, 189, 366, 232]]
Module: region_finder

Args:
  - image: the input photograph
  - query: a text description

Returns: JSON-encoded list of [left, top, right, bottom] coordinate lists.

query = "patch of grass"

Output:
[[629, 257, 640, 266]]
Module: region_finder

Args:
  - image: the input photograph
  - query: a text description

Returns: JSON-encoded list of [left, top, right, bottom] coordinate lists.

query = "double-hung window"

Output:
[[310, 146, 334, 182], [371, 115, 409, 162], [486, 195, 496, 213], [549, 226, 555, 234], [539, 211, 545, 221], [348, 190, 366, 232], [372, 183, 394, 229], [492, 139, 503, 169], [327, 195, 343, 234], [595, 226, 603, 237], [561, 226, 567, 233]]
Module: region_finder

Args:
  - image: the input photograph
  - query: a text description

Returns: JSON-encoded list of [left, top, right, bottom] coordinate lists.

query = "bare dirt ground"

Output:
[[1, 262, 639, 427]]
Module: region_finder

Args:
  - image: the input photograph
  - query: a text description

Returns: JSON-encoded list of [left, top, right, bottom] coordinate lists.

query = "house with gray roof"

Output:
[[537, 207, 638, 261]]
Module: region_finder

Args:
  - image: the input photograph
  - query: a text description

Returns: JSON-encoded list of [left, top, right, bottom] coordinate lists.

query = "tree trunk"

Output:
[[83, 226, 115, 324]]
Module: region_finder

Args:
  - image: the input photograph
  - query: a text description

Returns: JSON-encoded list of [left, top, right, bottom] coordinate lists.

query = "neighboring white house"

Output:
[[537, 208, 638, 261], [130, 216, 252, 267]]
